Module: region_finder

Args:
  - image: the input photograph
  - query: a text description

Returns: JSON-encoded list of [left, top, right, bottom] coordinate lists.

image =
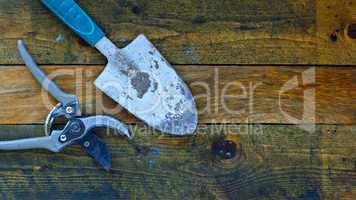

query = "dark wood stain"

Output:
[[347, 23, 356, 39], [330, 32, 338, 42], [131, 6, 142, 16]]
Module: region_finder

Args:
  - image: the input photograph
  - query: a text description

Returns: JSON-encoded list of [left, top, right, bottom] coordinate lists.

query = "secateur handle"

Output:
[[0, 116, 132, 153], [17, 40, 78, 109], [0, 130, 67, 152]]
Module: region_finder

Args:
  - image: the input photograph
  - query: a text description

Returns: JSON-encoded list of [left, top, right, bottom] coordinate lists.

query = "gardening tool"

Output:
[[41, 0, 198, 135], [0, 40, 132, 171]]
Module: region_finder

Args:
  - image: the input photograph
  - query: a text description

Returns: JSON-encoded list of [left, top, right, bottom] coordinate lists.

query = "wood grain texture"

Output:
[[0, 124, 354, 200], [0, 0, 355, 199], [0, 65, 354, 125], [0, 0, 355, 65]]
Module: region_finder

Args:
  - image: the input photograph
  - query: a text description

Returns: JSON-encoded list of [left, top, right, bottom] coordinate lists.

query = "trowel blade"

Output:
[[94, 35, 198, 135]]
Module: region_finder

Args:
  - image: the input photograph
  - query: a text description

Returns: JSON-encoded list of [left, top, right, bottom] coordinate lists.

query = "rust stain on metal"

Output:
[[151, 81, 158, 92], [131, 72, 151, 98], [154, 60, 159, 69]]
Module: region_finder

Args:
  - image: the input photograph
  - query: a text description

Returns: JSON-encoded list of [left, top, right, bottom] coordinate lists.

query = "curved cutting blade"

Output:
[[94, 35, 198, 135], [77, 132, 111, 171]]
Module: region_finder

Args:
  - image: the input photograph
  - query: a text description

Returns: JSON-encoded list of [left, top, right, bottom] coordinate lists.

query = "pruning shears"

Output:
[[0, 40, 133, 171]]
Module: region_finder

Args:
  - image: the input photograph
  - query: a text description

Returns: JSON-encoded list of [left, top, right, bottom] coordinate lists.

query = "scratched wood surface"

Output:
[[0, 125, 355, 200], [0, 65, 354, 125], [0, 0, 355, 200], [0, 0, 356, 65]]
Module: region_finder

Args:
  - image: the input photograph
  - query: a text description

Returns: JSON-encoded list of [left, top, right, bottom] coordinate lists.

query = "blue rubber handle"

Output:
[[41, 0, 105, 46]]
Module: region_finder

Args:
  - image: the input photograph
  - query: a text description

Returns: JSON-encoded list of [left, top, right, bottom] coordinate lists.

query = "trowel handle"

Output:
[[41, 0, 105, 46]]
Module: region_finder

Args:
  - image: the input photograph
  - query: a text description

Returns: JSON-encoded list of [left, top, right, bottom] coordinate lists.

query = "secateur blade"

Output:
[[95, 36, 198, 135]]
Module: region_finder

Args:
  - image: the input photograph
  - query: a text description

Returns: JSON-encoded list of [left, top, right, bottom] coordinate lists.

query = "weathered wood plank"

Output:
[[0, 65, 354, 125], [1, 0, 356, 65], [0, 124, 354, 200]]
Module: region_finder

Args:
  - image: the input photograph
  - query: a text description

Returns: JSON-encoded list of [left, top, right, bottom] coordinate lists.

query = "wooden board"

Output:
[[0, 65, 354, 125], [0, 0, 355, 199], [0, 0, 356, 65], [0, 124, 354, 200]]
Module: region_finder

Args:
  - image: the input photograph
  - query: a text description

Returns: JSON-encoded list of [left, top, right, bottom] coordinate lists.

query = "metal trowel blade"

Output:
[[94, 35, 198, 135]]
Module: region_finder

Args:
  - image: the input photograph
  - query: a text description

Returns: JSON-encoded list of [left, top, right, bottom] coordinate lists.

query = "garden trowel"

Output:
[[41, 0, 198, 135]]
